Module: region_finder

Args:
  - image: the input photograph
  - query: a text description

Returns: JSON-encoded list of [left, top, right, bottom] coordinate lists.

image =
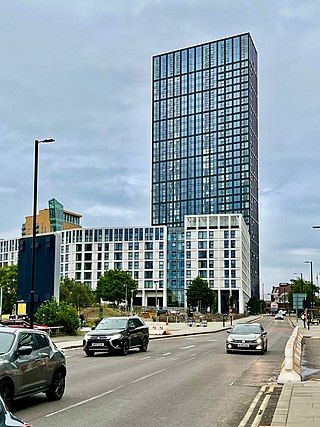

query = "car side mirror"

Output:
[[227, 330, 230, 334], [91, 326, 96, 330], [18, 345, 33, 356]]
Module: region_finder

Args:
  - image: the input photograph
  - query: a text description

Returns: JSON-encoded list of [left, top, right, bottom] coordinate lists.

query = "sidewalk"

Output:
[[271, 317, 320, 426]]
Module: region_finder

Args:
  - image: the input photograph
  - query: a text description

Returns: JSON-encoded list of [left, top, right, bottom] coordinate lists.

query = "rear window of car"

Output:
[[0, 332, 15, 354]]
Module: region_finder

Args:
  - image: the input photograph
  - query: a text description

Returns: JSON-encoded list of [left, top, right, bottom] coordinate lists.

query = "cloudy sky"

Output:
[[0, 0, 319, 295]]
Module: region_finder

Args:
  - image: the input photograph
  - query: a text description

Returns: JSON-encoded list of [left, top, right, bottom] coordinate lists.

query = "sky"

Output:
[[0, 0, 320, 296]]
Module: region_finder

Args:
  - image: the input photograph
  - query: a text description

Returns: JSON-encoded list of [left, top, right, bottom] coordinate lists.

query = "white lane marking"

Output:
[[45, 369, 167, 418], [180, 345, 195, 350], [176, 356, 196, 365], [163, 352, 171, 356], [140, 356, 151, 360], [230, 381, 234, 386], [130, 369, 166, 384], [208, 339, 217, 342]]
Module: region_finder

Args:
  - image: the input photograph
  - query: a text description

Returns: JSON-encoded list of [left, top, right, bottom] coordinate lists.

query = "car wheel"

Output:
[[121, 340, 129, 356], [264, 341, 268, 352], [0, 379, 13, 409], [85, 350, 95, 357], [139, 336, 149, 352], [46, 369, 66, 401]]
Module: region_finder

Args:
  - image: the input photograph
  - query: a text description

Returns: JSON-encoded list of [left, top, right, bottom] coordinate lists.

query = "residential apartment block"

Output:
[[151, 33, 259, 304]]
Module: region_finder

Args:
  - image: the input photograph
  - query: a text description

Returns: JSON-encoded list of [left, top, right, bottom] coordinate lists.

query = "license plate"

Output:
[[92, 342, 105, 347], [238, 343, 249, 348]]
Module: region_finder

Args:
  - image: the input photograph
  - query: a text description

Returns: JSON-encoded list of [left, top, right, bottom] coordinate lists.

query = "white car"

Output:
[[275, 313, 284, 320]]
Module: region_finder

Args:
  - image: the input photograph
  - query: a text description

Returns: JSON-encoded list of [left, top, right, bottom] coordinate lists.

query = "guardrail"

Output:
[[277, 326, 303, 384]]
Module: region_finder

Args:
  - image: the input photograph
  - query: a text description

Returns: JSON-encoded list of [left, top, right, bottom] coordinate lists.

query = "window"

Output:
[[18, 332, 33, 348]]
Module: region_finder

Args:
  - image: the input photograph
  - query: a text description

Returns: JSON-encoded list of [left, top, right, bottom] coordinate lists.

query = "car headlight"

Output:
[[255, 338, 262, 344], [84, 333, 92, 340], [227, 336, 234, 343], [110, 333, 123, 340]]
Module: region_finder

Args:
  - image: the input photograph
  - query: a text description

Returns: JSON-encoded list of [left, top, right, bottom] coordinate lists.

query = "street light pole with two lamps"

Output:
[[30, 138, 55, 329]]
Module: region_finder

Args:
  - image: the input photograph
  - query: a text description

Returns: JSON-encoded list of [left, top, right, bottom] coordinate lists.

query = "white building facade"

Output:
[[1, 214, 251, 313], [184, 214, 251, 313], [59, 226, 168, 308]]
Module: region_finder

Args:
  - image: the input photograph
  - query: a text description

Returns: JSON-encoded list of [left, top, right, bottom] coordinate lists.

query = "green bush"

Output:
[[35, 299, 79, 335]]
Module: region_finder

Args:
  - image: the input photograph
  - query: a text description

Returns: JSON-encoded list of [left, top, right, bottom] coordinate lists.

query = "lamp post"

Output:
[[30, 138, 55, 329], [130, 290, 134, 315], [305, 261, 314, 310], [154, 280, 158, 321]]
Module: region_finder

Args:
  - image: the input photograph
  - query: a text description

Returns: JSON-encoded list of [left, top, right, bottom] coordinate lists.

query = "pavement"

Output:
[[270, 316, 320, 427], [51, 315, 320, 426]]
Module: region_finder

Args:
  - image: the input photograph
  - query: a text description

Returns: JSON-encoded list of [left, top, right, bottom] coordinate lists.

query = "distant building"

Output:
[[270, 282, 291, 311], [22, 198, 82, 236]]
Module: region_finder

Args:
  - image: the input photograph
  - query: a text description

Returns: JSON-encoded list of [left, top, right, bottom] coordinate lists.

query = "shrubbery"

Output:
[[35, 299, 79, 335]]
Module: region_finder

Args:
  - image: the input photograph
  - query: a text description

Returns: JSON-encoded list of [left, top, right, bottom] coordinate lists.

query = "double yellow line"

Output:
[[238, 385, 275, 427]]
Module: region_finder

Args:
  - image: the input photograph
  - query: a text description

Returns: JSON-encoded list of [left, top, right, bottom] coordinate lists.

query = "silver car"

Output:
[[0, 328, 66, 407], [226, 323, 268, 354]]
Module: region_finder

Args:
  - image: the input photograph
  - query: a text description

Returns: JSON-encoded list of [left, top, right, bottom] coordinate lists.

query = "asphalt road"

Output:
[[14, 316, 292, 427]]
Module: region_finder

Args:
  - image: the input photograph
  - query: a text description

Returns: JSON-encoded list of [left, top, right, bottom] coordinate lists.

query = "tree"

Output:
[[35, 298, 79, 335], [289, 277, 319, 309], [0, 264, 18, 314], [186, 276, 216, 313], [96, 270, 138, 306], [247, 296, 265, 314], [60, 278, 94, 311]]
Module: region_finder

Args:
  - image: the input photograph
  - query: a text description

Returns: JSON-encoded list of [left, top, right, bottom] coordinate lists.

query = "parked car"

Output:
[[83, 316, 149, 356], [0, 328, 66, 408], [226, 323, 268, 354], [1, 319, 50, 334], [0, 395, 30, 426], [275, 313, 284, 320]]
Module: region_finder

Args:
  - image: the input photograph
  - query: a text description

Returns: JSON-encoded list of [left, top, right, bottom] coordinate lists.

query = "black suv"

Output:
[[0, 328, 66, 407], [83, 316, 149, 356]]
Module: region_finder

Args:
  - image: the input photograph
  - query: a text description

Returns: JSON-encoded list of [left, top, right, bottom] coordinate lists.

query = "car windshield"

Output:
[[232, 324, 261, 334], [0, 332, 15, 353], [96, 318, 128, 330]]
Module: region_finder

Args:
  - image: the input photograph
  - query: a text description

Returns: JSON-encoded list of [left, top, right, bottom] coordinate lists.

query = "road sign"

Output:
[[292, 293, 307, 310]]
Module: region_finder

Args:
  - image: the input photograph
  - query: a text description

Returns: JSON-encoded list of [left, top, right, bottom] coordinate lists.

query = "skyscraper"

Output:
[[151, 33, 259, 303]]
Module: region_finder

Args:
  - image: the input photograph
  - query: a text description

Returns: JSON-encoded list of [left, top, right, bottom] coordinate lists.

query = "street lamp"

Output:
[[305, 261, 314, 309], [30, 138, 55, 329], [154, 280, 158, 321], [294, 272, 303, 283]]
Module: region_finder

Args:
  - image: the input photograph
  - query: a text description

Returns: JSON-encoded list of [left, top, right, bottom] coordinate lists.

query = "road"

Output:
[[15, 316, 292, 427]]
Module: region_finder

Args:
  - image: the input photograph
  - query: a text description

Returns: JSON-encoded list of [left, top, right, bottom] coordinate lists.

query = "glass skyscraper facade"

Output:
[[151, 33, 259, 302]]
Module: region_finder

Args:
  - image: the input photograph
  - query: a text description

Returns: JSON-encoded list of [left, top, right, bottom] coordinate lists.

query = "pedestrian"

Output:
[[79, 312, 85, 328], [301, 311, 306, 328]]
